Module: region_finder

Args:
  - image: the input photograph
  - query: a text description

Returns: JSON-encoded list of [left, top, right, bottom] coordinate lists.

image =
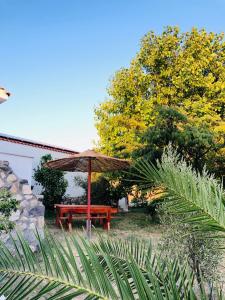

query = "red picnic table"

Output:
[[55, 204, 118, 231]]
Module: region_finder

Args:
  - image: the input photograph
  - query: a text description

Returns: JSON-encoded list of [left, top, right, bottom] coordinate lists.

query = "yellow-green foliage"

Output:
[[95, 27, 225, 157]]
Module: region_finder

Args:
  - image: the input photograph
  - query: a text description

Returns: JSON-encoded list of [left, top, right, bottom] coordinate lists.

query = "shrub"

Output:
[[0, 188, 18, 232], [159, 207, 223, 286], [74, 173, 127, 206], [146, 198, 163, 222], [133, 145, 225, 289], [33, 154, 68, 210], [130, 197, 147, 208]]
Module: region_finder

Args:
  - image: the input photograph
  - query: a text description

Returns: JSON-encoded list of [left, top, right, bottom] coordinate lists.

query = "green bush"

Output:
[[146, 198, 163, 222], [159, 207, 223, 285], [130, 197, 147, 208], [0, 188, 18, 231], [34, 154, 68, 210], [74, 174, 127, 206], [133, 145, 225, 290]]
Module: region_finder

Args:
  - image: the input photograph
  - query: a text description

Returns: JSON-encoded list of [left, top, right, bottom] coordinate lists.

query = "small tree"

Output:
[[34, 154, 68, 210], [74, 173, 129, 206], [0, 188, 18, 232]]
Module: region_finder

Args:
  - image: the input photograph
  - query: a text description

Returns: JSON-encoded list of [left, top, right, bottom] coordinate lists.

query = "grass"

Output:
[[45, 207, 162, 246]]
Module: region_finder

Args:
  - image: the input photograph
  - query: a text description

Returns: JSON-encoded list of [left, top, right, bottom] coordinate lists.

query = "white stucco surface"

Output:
[[0, 139, 85, 197]]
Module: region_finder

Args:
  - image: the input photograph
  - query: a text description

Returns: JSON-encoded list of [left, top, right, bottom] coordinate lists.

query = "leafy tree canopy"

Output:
[[134, 106, 222, 172], [95, 27, 225, 158]]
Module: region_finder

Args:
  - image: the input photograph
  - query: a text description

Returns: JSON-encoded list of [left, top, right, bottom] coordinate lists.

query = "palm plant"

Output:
[[0, 231, 213, 300]]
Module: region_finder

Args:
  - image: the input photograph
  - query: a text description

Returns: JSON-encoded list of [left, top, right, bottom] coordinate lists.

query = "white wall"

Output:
[[0, 152, 33, 184], [0, 140, 85, 197]]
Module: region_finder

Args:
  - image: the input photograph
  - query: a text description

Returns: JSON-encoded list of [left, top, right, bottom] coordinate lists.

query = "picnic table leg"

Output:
[[106, 220, 110, 230], [68, 213, 72, 232], [99, 216, 103, 225], [59, 209, 65, 228], [103, 219, 110, 230], [103, 213, 110, 231], [107, 210, 111, 231], [56, 207, 59, 226]]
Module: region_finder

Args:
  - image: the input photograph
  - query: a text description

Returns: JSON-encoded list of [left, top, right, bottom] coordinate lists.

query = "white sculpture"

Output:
[[0, 87, 10, 104], [118, 197, 128, 212]]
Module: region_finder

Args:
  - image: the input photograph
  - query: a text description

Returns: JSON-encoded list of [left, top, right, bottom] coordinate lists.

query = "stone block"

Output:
[[30, 198, 38, 207], [29, 223, 36, 230], [37, 216, 45, 228], [0, 161, 12, 173], [28, 217, 36, 223], [19, 179, 28, 184], [22, 208, 29, 217], [7, 174, 17, 183], [0, 161, 9, 168], [20, 200, 29, 208], [21, 223, 28, 230], [9, 210, 20, 222], [0, 172, 6, 179], [10, 183, 19, 194], [29, 206, 45, 217], [0, 178, 4, 188], [22, 185, 32, 195], [20, 216, 28, 222], [15, 194, 23, 201]]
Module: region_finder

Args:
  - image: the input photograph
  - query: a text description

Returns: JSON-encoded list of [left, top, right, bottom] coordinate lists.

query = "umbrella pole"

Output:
[[86, 158, 92, 239]]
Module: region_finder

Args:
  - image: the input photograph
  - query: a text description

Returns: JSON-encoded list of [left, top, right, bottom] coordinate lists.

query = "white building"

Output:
[[0, 133, 84, 197]]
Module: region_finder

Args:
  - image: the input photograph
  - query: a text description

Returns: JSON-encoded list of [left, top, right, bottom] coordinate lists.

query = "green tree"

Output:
[[135, 106, 222, 172], [95, 27, 225, 158], [33, 154, 68, 210]]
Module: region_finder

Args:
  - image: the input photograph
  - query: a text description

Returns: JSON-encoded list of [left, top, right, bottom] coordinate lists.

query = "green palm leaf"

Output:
[[132, 146, 225, 234], [91, 236, 194, 297], [0, 230, 212, 299]]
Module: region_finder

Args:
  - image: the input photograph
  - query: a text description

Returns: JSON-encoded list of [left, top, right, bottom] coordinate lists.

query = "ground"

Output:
[[45, 207, 162, 247]]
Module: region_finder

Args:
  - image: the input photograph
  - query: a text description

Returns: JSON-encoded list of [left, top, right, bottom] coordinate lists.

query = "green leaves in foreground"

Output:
[[132, 145, 225, 234], [0, 230, 213, 300]]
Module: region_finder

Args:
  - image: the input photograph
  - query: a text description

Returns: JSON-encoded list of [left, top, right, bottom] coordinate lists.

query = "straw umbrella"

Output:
[[45, 149, 130, 238]]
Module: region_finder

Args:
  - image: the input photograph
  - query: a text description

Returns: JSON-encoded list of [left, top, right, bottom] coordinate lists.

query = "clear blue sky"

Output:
[[1, 0, 225, 151]]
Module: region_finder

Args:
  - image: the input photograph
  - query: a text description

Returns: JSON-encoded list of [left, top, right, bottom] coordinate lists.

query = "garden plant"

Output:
[[0, 189, 18, 232], [34, 154, 68, 210]]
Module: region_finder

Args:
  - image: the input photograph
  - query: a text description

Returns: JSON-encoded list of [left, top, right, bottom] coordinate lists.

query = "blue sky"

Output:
[[1, 0, 225, 151]]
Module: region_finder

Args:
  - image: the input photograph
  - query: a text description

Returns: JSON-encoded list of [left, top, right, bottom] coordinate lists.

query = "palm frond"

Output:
[[0, 231, 116, 300], [132, 146, 225, 234], [91, 236, 193, 297], [0, 230, 213, 299]]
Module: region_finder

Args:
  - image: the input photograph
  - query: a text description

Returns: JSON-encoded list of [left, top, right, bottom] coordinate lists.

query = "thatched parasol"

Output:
[[45, 149, 130, 237]]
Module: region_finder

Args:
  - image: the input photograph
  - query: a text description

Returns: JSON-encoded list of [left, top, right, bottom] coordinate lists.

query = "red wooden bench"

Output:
[[54, 204, 118, 231]]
